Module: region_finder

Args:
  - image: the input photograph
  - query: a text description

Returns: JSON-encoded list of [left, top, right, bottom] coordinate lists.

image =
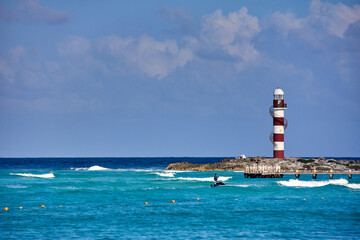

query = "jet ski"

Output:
[[211, 181, 225, 187]]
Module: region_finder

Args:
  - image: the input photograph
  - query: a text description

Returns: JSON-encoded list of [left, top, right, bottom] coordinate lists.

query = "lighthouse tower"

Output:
[[269, 87, 287, 159]]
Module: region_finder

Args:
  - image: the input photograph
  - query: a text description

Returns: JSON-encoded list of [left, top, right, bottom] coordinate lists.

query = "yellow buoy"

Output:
[[303, 198, 306, 201], [144, 202, 148, 205], [41, 205, 45, 208], [235, 199, 238, 200], [196, 198, 200, 201], [3, 207, 8, 211], [19, 206, 23, 209], [171, 200, 175, 203], [321, 197, 324, 199]]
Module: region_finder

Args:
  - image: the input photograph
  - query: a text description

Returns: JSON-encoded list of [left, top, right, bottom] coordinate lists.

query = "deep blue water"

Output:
[[1, 157, 360, 239]]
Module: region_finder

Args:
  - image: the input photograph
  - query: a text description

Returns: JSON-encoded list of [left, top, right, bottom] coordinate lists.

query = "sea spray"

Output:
[[10, 173, 55, 179], [277, 179, 348, 187], [176, 176, 232, 182], [154, 172, 176, 177]]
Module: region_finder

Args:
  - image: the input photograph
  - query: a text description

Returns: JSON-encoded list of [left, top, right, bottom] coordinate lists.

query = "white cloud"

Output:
[[97, 34, 193, 79], [269, 0, 360, 39], [58, 36, 91, 57], [308, 0, 360, 37], [0, 0, 70, 24], [199, 8, 260, 61], [0, 58, 14, 83]]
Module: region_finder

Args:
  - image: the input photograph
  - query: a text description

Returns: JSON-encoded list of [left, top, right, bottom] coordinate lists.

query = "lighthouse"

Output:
[[269, 87, 287, 159]]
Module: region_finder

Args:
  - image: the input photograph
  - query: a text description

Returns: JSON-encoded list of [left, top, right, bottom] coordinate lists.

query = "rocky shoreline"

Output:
[[165, 157, 360, 171]]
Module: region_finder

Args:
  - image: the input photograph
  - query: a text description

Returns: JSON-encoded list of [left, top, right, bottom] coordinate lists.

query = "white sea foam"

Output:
[[72, 165, 111, 171], [346, 183, 360, 189], [231, 184, 249, 187], [277, 179, 348, 188], [10, 173, 55, 179], [72, 167, 89, 171], [88, 165, 110, 171], [153, 172, 175, 177], [176, 176, 232, 182], [7, 185, 28, 188]]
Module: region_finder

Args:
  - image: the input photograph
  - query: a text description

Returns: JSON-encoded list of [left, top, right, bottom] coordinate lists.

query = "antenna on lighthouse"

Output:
[[269, 88, 287, 159]]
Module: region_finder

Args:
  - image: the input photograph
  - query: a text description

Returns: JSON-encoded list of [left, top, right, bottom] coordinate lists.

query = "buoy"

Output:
[[303, 198, 306, 201], [117, 174, 119, 176], [41, 205, 45, 208], [121, 203, 124, 206], [235, 199, 238, 200], [19, 206, 23, 209], [171, 200, 175, 203], [3, 207, 8, 211], [321, 197, 324, 199], [59, 205, 63, 207], [144, 202, 148, 205], [196, 198, 200, 201], [286, 198, 288, 200]]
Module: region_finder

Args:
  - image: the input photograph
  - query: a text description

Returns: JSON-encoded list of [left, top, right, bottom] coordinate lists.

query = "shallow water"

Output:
[[1, 158, 360, 239]]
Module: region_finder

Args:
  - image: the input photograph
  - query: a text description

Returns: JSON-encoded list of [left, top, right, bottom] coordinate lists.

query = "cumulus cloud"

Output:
[[0, 59, 15, 83], [268, 0, 360, 41], [198, 8, 261, 61], [58, 36, 91, 57], [158, 6, 196, 35], [97, 34, 193, 79], [0, 0, 70, 24]]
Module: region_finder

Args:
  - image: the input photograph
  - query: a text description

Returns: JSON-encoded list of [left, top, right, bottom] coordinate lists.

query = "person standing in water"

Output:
[[214, 173, 218, 184]]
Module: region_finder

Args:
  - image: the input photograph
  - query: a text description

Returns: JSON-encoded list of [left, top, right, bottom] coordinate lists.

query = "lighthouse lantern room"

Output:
[[269, 87, 287, 159]]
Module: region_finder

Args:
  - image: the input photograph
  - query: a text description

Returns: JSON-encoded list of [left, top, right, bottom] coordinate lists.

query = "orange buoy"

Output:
[[3, 207, 8, 211], [41, 205, 45, 208], [171, 200, 175, 203], [144, 202, 148, 205]]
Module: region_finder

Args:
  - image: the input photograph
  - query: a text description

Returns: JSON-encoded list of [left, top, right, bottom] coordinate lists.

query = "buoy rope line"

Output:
[[1, 197, 335, 211]]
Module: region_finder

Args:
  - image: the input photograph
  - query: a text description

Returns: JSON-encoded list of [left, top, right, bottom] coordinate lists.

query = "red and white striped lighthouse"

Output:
[[269, 87, 288, 159]]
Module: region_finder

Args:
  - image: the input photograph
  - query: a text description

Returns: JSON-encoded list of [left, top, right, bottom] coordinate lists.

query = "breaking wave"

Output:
[[347, 183, 360, 189], [175, 176, 232, 182], [277, 179, 348, 188], [154, 172, 175, 177], [10, 173, 55, 179], [72, 166, 111, 171], [7, 185, 28, 188], [230, 184, 249, 187]]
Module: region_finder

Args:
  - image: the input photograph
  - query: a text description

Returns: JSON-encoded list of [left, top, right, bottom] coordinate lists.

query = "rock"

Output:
[[165, 157, 360, 171]]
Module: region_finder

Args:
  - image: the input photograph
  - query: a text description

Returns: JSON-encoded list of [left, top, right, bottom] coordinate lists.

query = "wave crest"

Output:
[[154, 172, 175, 177], [347, 183, 360, 189], [277, 179, 348, 188], [10, 173, 55, 179], [176, 176, 232, 182]]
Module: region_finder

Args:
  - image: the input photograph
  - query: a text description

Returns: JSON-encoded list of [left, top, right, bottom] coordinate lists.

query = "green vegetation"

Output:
[[297, 158, 315, 163], [350, 165, 360, 170]]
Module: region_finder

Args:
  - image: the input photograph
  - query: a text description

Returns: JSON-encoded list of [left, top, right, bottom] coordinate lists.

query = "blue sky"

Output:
[[0, 0, 359, 157]]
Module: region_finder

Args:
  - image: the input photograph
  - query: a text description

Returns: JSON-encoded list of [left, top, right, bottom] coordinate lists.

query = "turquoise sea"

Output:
[[1, 157, 360, 239]]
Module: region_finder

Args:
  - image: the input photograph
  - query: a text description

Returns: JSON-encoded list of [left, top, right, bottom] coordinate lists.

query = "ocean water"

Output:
[[1, 157, 360, 239]]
